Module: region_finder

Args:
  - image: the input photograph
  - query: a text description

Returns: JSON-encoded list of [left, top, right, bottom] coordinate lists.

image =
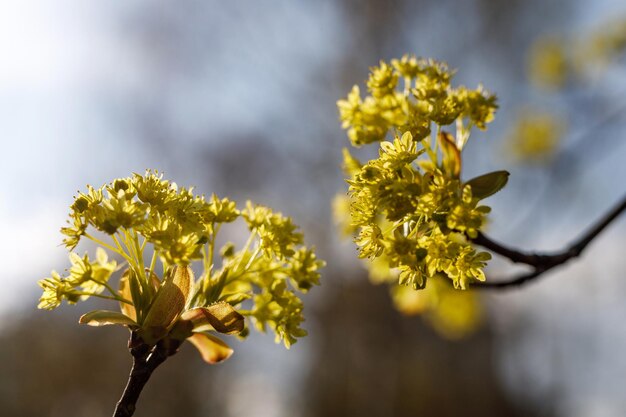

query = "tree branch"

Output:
[[470, 194, 626, 289], [112, 333, 181, 417]]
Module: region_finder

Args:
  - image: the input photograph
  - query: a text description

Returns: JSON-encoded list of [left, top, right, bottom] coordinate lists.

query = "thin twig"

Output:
[[471, 194, 626, 289], [112, 332, 181, 417]]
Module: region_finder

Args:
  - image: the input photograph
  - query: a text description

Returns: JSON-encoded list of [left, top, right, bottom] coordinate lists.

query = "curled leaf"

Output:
[[79, 310, 137, 327], [180, 302, 244, 335], [464, 170, 509, 200], [188, 333, 233, 364]]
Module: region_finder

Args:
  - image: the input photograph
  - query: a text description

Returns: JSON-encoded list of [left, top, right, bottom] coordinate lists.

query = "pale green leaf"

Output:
[[79, 310, 137, 327], [464, 170, 509, 200]]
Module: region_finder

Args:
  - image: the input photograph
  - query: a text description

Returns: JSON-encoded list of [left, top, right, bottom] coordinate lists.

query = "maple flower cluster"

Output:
[[335, 56, 507, 334], [38, 171, 324, 363]]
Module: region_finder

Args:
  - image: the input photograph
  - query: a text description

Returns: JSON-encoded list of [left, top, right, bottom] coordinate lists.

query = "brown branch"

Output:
[[112, 333, 181, 417], [470, 194, 626, 289]]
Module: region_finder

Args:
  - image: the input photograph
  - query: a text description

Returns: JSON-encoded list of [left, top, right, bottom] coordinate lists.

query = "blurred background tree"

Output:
[[1, 0, 625, 416]]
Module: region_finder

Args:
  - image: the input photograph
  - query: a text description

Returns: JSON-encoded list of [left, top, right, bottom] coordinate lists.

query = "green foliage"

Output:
[[38, 171, 325, 363], [464, 171, 509, 200], [336, 55, 506, 295]]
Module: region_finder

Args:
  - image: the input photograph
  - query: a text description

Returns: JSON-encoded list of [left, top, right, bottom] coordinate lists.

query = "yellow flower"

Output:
[[508, 110, 564, 162], [40, 171, 324, 361]]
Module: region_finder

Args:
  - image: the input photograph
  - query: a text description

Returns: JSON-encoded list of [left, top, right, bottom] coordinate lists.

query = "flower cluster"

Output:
[[528, 17, 626, 90], [340, 137, 500, 290], [511, 17, 626, 165], [335, 56, 507, 335], [39, 171, 324, 363], [507, 109, 565, 162], [337, 56, 497, 147]]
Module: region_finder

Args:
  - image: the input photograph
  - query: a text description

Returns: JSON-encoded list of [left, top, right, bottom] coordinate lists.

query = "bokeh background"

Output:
[[1, 1, 626, 416]]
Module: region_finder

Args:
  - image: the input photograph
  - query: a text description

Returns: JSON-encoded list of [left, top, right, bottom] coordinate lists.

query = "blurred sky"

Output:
[[1, 1, 626, 416]]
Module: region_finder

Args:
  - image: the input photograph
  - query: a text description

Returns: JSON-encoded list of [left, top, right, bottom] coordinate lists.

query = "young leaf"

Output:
[[438, 132, 461, 178], [119, 270, 137, 322], [141, 265, 193, 343], [464, 170, 510, 200], [79, 310, 137, 327], [188, 333, 234, 364], [180, 302, 244, 335]]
